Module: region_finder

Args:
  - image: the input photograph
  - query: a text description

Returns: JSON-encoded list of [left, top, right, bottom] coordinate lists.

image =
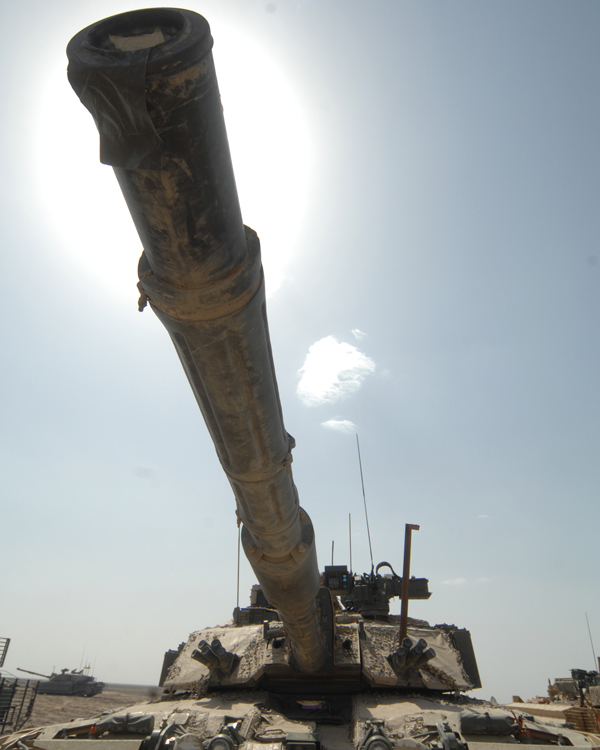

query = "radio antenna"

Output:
[[331, 540, 335, 565], [349, 513, 353, 572], [236, 523, 241, 609], [586, 612, 597, 670], [356, 434, 374, 573]]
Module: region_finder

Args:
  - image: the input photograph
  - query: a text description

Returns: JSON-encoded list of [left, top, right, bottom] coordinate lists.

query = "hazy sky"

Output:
[[1, 1, 599, 704]]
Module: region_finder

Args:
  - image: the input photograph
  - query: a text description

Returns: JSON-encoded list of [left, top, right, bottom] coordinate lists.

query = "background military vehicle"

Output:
[[16, 669, 104, 697]]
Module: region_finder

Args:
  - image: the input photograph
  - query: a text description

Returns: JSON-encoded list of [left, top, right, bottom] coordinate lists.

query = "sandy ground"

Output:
[[23, 687, 159, 730]]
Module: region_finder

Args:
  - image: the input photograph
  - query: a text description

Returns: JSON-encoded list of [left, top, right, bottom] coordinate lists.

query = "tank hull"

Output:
[[2, 689, 596, 750], [36, 678, 105, 697]]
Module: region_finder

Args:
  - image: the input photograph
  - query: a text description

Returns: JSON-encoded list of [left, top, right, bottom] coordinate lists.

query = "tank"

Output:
[[1, 8, 597, 750], [16, 669, 105, 697], [63, 4, 479, 697]]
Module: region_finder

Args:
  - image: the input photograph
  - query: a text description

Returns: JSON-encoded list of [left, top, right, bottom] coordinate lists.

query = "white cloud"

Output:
[[478, 514, 489, 518], [442, 577, 467, 585], [322, 419, 357, 434], [351, 328, 366, 340], [297, 336, 376, 406]]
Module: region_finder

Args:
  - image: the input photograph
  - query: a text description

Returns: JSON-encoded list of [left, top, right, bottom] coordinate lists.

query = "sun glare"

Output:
[[32, 24, 311, 304], [213, 29, 312, 293]]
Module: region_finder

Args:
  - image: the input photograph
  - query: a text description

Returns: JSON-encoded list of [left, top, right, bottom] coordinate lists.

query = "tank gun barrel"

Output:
[[17, 668, 51, 679], [66, 8, 326, 672]]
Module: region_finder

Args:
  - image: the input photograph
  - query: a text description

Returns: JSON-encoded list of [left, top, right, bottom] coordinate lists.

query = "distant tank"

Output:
[[16, 668, 104, 697], [3, 8, 596, 750]]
